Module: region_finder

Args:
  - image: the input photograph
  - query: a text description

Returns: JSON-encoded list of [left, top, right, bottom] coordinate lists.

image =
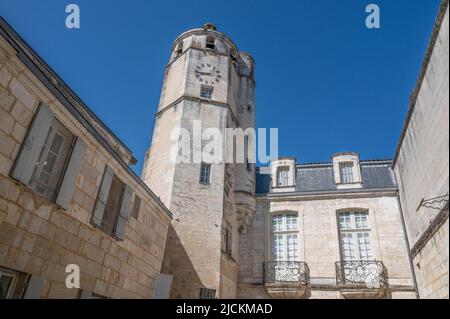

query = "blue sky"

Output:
[[0, 0, 442, 173]]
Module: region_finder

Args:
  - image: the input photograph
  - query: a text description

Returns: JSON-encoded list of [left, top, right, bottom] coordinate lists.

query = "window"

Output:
[[92, 166, 134, 240], [200, 85, 213, 99], [28, 118, 73, 201], [271, 213, 299, 262], [276, 166, 290, 187], [0, 267, 41, 299], [244, 135, 251, 170], [338, 211, 373, 261], [230, 49, 238, 66], [199, 288, 216, 299], [339, 162, 355, 183], [206, 36, 215, 50], [0, 268, 17, 299], [11, 103, 86, 210], [176, 41, 183, 56], [199, 163, 211, 184], [101, 174, 124, 235], [131, 196, 141, 219], [224, 227, 232, 256]]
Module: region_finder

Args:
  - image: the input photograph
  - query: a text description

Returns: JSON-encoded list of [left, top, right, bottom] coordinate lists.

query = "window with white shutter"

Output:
[[10, 103, 85, 210], [92, 166, 133, 240], [27, 118, 74, 201]]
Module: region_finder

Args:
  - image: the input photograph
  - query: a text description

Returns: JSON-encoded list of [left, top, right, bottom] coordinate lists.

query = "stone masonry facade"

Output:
[[0, 1, 448, 300], [0, 18, 171, 298], [393, 0, 449, 299]]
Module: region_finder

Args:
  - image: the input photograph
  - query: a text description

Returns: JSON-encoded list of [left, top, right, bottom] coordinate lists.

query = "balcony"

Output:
[[263, 261, 310, 298], [335, 260, 389, 298]]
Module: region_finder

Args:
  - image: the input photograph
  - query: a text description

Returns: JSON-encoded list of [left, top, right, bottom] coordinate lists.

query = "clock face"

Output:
[[195, 63, 221, 86]]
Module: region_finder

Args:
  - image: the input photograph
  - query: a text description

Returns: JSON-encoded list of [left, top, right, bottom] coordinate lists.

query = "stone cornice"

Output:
[[156, 94, 239, 126], [256, 188, 398, 202]]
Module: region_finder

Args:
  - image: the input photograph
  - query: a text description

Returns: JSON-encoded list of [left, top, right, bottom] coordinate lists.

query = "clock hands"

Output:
[[195, 70, 212, 76]]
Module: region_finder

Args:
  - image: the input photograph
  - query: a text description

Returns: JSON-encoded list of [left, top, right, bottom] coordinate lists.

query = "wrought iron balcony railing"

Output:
[[263, 261, 310, 285], [335, 260, 388, 289]]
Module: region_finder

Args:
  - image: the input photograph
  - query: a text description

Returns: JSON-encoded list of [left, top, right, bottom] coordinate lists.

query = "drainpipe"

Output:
[[396, 193, 420, 299]]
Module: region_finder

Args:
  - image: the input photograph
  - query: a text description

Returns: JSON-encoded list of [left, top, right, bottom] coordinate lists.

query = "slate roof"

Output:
[[256, 160, 397, 195]]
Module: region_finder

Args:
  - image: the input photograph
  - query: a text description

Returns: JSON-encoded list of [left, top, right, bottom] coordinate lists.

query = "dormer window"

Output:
[[339, 162, 355, 184], [332, 153, 362, 188], [277, 166, 290, 187], [206, 36, 215, 51]]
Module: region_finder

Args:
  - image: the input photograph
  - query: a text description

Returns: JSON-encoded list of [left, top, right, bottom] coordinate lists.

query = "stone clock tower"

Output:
[[141, 23, 256, 298]]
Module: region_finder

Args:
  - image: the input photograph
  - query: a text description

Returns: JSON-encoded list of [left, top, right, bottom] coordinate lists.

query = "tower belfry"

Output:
[[141, 23, 256, 298]]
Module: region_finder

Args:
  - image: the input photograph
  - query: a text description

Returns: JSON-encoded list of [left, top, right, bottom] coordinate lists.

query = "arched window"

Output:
[[338, 211, 373, 261], [271, 212, 299, 262]]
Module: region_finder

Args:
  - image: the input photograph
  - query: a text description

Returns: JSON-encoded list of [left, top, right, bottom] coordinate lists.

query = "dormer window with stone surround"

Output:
[[339, 162, 355, 184], [271, 158, 296, 192], [277, 166, 290, 187], [332, 153, 363, 189]]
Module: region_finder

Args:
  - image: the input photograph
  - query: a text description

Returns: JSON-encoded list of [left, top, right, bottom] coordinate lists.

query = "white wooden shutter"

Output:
[[91, 166, 114, 227], [22, 275, 45, 299], [114, 184, 133, 240], [10, 103, 54, 184], [55, 137, 87, 209], [153, 274, 173, 299]]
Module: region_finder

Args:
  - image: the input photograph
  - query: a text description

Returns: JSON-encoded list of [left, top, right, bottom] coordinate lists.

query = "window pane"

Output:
[[42, 152, 57, 174], [286, 214, 298, 231], [272, 214, 283, 232], [0, 274, 14, 299], [339, 212, 351, 229], [339, 162, 355, 183], [50, 133, 64, 154], [272, 234, 284, 261], [341, 233, 357, 261], [357, 232, 373, 260], [277, 167, 289, 187], [200, 86, 213, 99], [199, 163, 211, 184], [286, 234, 299, 261], [355, 212, 368, 229]]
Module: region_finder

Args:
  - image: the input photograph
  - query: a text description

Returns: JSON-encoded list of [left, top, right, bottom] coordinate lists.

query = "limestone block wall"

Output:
[[393, 2, 449, 299], [0, 33, 171, 298], [238, 193, 415, 298], [393, 5, 449, 246], [412, 218, 449, 298]]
